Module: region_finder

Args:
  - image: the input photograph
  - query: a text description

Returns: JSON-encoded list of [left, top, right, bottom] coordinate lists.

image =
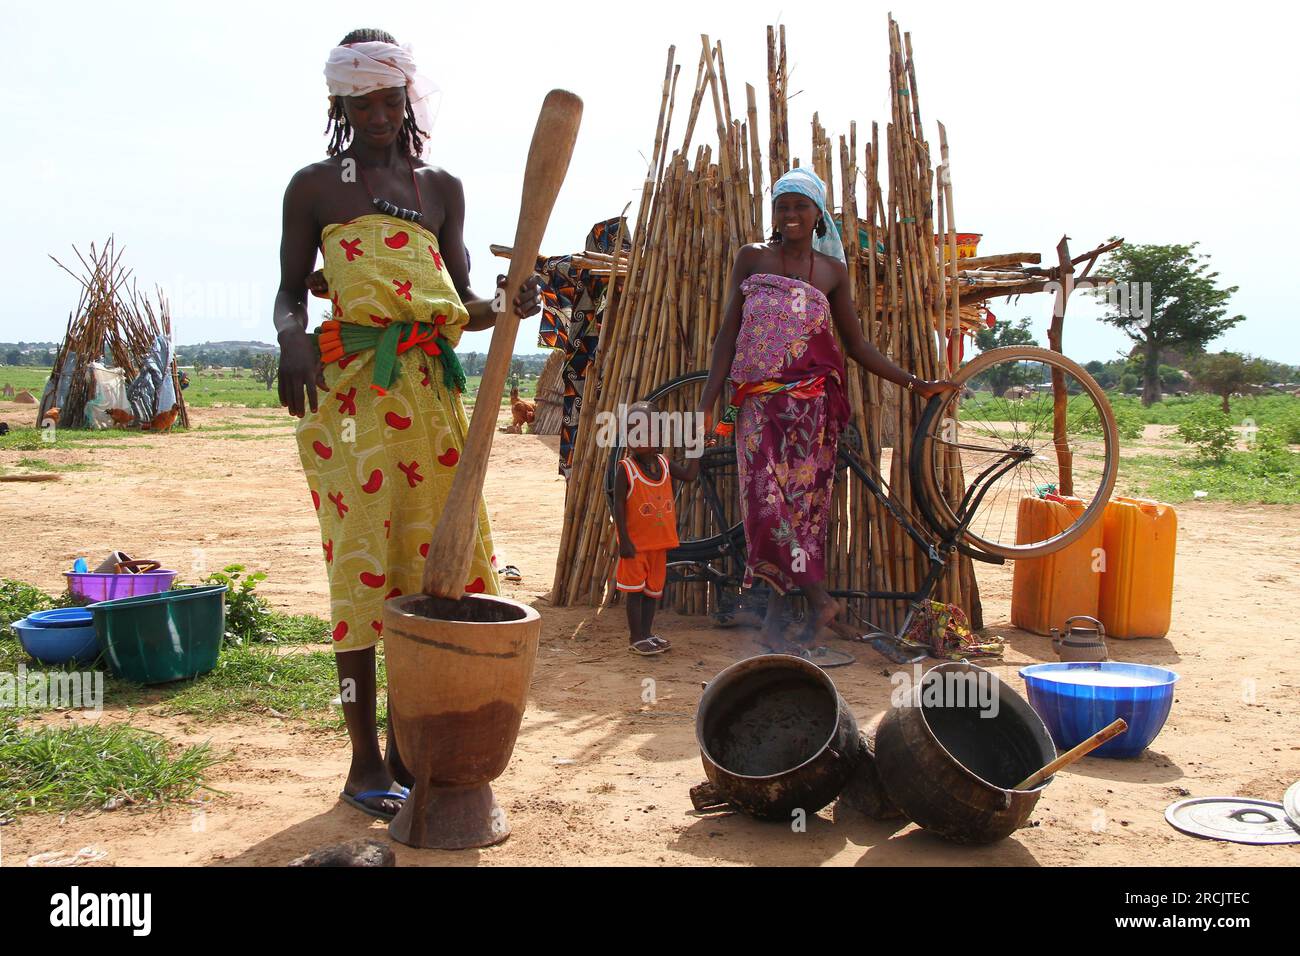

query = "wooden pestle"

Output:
[[1013, 718, 1128, 791], [420, 90, 583, 598]]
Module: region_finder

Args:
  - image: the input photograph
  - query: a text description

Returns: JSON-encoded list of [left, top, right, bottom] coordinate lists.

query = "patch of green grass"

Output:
[[158, 643, 343, 720], [0, 579, 57, 629], [15, 457, 91, 472], [1107, 393, 1300, 433], [193, 421, 292, 433], [264, 613, 331, 644], [0, 426, 161, 450], [184, 373, 280, 408], [1118, 451, 1300, 504], [0, 428, 46, 451], [0, 715, 221, 817], [202, 431, 281, 442], [0, 366, 54, 392]]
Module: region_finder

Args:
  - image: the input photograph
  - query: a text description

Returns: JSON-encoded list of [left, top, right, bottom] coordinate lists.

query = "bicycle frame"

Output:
[[662, 397, 1026, 663]]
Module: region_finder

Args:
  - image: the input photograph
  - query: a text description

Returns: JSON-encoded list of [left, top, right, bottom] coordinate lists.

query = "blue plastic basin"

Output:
[[1018, 662, 1178, 758], [11, 618, 102, 665], [26, 608, 95, 629]]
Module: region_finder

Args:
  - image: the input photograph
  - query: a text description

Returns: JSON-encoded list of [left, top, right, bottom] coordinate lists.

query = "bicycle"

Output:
[[603, 346, 1119, 663]]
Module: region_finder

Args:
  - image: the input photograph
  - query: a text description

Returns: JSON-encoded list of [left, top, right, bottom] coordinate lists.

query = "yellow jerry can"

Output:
[[1010, 495, 1103, 636], [1098, 497, 1177, 639]]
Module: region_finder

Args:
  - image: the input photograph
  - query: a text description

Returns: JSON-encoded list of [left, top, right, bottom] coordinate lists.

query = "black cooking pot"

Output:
[[695, 654, 861, 820], [875, 660, 1056, 844]]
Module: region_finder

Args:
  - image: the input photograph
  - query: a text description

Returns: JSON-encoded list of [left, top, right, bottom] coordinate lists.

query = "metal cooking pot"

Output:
[[695, 654, 861, 821], [875, 660, 1057, 844]]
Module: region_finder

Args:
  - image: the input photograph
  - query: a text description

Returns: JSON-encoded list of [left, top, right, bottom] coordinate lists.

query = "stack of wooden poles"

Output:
[[551, 19, 982, 631], [46, 237, 188, 429], [532, 350, 565, 435]]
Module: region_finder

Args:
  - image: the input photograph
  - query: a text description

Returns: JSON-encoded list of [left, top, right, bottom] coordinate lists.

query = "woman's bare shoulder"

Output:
[[734, 242, 772, 273], [414, 163, 463, 198], [283, 158, 344, 204], [814, 250, 850, 286]]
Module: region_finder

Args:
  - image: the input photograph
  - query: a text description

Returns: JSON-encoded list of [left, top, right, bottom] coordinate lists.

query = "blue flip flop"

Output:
[[339, 785, 410, 821]]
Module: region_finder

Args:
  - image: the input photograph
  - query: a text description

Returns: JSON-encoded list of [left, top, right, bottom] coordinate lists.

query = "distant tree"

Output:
[[1192, 352, 1269, 414], [1159, 364, 1187, 389], [974, 317, 1038, 396], [1094, 240, 1244, 406], [252, 353, 280, 390]]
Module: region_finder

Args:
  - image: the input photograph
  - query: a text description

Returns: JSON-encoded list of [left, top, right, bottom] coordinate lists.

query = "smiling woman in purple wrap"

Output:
[[697, 168, 956, 653]]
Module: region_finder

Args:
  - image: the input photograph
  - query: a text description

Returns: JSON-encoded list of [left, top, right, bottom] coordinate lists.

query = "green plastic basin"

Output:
[[89, 585, 227, 684]]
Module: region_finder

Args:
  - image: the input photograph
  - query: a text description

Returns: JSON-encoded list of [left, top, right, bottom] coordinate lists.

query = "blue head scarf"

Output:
[[772, 167, 845, 263]]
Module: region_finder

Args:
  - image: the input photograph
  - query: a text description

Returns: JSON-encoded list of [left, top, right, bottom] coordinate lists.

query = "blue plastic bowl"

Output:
[[1019, 662, 1179, 758], [11, 617, 102, 665], [26, 608, 95, 629]]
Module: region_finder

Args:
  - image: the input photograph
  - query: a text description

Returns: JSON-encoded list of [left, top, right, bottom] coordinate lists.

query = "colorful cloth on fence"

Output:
[[901, 600, 1005, 660], [537, 216, 630, 476], [296, 214, 499, 653], [732, 273, 850, 595]]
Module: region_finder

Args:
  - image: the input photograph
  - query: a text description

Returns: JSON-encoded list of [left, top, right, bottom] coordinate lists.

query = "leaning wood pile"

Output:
[[532, 349, 565, 435], [550, 18, 1066, 630], [44, 237, 188, 430]]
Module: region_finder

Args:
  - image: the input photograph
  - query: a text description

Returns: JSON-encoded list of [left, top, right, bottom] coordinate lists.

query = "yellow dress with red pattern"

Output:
[[296, 214, 499, 653]]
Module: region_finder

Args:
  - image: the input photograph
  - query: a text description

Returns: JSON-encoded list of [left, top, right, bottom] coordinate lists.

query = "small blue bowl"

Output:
[[1019, 662, 1179, 758], [26, 608, 95, 629], [11, 617, 102, 666]]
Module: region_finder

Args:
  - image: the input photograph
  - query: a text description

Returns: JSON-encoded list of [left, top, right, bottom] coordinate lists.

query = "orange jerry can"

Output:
[[1010, 495, 1103, 635], [1098, 497, 1177, 638]]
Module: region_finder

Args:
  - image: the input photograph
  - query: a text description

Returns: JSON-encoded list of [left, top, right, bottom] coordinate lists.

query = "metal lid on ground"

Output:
[[1165, 797, 1300, 845]]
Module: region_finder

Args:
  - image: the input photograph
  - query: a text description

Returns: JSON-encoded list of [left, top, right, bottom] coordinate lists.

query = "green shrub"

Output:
[[197, 564, 328, 645], [1272, 410, 1300, 444], [1112, 407, 1144, 441], [1176, 407, 1235, 463], [1247, 428, 1296, 476], [199, 565, 273, 643]]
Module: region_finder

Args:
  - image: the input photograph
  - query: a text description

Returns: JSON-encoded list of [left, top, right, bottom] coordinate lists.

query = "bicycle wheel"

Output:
[[602, 370, 744, 557], [912, 346, 1119, 558]]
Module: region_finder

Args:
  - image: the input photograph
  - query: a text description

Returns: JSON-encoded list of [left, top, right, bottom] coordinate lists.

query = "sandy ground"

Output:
[[0, 401, 1297, 867]]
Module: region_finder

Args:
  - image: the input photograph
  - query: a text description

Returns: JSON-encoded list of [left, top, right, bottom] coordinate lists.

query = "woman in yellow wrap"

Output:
[[274, 28, 542, 821]]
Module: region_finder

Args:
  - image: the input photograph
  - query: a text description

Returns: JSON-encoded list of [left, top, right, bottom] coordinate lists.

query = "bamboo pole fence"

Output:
[[549, 17, 1091, 632]]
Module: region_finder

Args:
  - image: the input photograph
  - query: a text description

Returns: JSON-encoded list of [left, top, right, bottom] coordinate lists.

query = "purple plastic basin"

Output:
[[64, 571, 178, 602]]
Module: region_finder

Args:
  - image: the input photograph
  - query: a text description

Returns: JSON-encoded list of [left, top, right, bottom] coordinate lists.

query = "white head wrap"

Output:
[[324, 41, 441, 157]]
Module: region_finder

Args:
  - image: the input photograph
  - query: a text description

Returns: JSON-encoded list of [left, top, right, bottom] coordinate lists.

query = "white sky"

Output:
[[1, 0, 1294, 364]]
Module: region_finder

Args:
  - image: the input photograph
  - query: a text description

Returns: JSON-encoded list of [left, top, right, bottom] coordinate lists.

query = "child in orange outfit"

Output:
[[613, 401, 699, 655]]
